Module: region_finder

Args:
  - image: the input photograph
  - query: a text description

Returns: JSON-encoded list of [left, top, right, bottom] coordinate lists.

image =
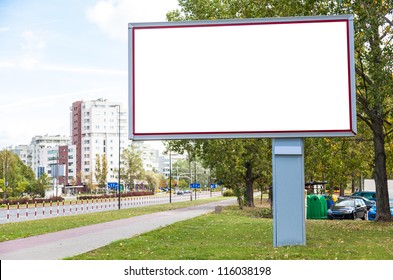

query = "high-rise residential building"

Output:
[[159, 152, 187, 179], [71, 98, 129, 187], [11, 135, 77, 196], [11, 99, 165, 194], [29, 135, 71, 180], [12, 145, 31, 167], [133, 141, 160, 173]]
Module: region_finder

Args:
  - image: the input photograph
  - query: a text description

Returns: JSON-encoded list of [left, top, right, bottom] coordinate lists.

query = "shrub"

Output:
[[77, 191, 154, 201], [0, 196, 64, 206], [223, 189, 235, 197]]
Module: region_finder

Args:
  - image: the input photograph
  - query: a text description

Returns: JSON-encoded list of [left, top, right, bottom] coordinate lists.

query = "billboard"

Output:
[[128, 15, 356, 140]]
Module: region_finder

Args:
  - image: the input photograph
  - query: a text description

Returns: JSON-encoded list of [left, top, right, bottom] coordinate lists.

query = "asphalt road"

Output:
[[0, 197, 237, 260]]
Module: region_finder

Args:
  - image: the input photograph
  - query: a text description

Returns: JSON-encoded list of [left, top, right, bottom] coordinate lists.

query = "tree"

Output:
[[166, 139, 271, 208], [94, 154, 108, 189], [84, 173, 94, 194], [349, 1, 393, 221], [305, 133, 373, 195], [145, 171, 160, 192], [158, 174, 167, 189], [0, 149, 35, 198], [120, 145, 145, 190], [168, 0, 393, 221], [34, 173, 52, 197]]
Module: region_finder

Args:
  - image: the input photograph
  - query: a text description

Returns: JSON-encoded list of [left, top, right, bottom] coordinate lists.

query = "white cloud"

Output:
[[0, 61, 126, 76], [20, 30, 46, 69], [39, 64, 127, 75], [86, 0, 179, 41], [0, 27, 10, 32], [0, 88, 122, 113], [0, 87, 126, 148]]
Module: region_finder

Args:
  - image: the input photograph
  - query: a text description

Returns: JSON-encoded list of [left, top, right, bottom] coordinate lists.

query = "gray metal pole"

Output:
[[194, 160, 197, 201], [118, 105, 121, 210], [272, 138, 305, 247], [169, 150, 172, 203]]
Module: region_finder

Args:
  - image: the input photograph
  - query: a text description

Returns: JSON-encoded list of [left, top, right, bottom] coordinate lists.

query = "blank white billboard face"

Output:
[[129, 16, 356, 140]]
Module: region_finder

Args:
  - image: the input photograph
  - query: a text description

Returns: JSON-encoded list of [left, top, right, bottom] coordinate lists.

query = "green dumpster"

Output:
[[306, 195, 327, 219]]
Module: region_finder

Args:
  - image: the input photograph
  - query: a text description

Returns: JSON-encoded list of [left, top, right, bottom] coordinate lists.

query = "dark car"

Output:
[[351, 191, 376, 201], [350, 195, 375, 210], [327, 198, 367, 220]]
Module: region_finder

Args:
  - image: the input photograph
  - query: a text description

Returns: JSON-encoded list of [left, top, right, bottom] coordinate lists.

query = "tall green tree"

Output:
[[33, 173, 52, 197], [349, 1, 393, 221], [120, 145, 145, 190], [0, 149, 35, 197], [166, 139, 271, 208], [305, 119, 374, 193], [145, 171, 160, 192], [168, 0, 393, 221], [94, 154, 108, 189]]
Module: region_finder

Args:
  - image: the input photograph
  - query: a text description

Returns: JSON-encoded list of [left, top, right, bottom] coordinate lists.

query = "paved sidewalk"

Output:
[[0, 198, 236, 260]]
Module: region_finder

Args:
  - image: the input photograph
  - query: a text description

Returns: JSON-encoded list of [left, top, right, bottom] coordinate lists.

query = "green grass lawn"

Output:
[[0, 196, 229, 242], [67, 203, 393, 260]]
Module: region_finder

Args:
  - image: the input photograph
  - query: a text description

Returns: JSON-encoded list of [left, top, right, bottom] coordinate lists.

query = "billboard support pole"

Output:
[[272, 138, 305, 247]]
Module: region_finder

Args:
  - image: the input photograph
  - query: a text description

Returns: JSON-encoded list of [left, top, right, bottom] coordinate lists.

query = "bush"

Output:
[[0, 196, 64, 206], [77, 191, 154, 201], [223, 189, 235, 197]]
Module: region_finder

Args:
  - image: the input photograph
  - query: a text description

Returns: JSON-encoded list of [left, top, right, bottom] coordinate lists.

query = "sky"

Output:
[[0, 0, 179, 149]]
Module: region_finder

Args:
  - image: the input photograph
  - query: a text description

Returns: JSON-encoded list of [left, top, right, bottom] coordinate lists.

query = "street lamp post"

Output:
[[110, 104, 121, 210], [117, 105, 121, 210], [169, 150, 172, 203]]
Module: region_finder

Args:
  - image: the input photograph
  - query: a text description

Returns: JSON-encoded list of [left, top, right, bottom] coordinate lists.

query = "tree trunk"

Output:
[[372, 120, 392, 222], [351, 178, 355, 193], [244, 162, 255, 207], [339, 186, 344, 197]]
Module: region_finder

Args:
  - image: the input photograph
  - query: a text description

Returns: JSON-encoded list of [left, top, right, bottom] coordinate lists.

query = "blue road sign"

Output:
[[210, 184, 217, 189], [108, 182, 118, 189], [190, 183, 201, 189]]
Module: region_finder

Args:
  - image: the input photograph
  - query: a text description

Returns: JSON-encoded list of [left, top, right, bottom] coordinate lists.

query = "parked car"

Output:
[[350, 196, 375, 210], [367, 199, 393, 221], [327, 198, 367, 220], [176, 190, 184, 195], [351, 191, 376, 201]]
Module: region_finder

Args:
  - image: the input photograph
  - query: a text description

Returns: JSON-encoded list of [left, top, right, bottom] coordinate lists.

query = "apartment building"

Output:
[[71, 98, 129, 186], [133, 141, 160, 173], [29, 135, 71, 180], [12, 145, 31, 167], [12, 136, 77, 195], [11, 99, 165, 193], [159, 152, 187, 179]]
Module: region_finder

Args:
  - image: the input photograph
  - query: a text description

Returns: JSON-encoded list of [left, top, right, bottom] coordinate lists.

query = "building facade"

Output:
[[12, 136, 77, 196], [71, 98, 129, 188], [29, 135, 71, 180], [11, 99, 168, 195]]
